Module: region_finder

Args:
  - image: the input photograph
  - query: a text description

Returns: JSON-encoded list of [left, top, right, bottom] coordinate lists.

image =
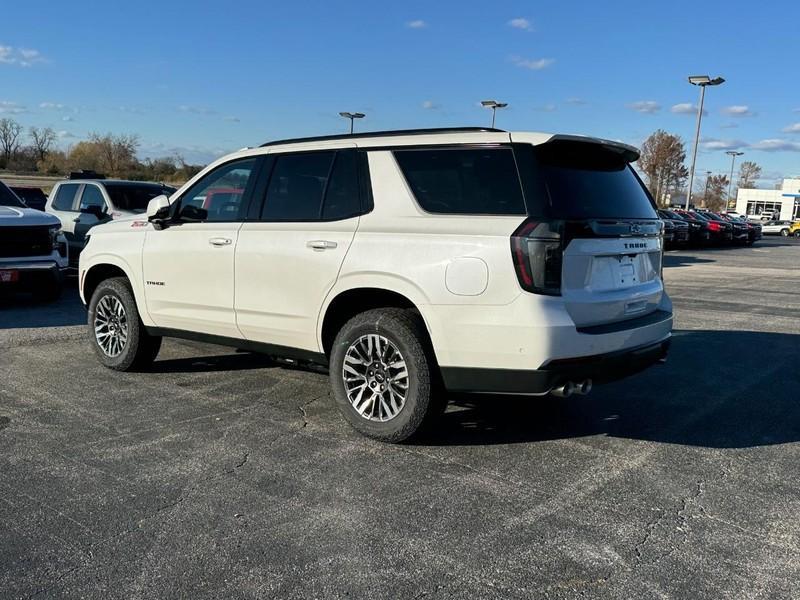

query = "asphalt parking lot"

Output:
[[1, 237, 799, 599]]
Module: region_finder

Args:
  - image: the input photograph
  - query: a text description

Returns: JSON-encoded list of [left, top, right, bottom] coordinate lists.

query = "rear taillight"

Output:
[[707, 221, 722, 232], [510, 219, 562, 295]]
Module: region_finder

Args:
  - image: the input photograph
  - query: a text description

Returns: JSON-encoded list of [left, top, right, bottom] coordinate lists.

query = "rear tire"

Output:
[[794, 231, 800, 238], [88, 277, 161, 371], [329, 308, 445, 443]]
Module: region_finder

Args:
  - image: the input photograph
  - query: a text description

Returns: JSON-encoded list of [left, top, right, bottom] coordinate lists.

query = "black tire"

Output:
[[794, 231, 800, 238], [781, 229, 789, 237], [88, 277, 161, 371], [329, 308, 446, 443]]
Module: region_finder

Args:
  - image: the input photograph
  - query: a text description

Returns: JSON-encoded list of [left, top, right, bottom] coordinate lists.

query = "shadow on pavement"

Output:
[[0, 279, 86, 329], [416, 329, 800, 450]]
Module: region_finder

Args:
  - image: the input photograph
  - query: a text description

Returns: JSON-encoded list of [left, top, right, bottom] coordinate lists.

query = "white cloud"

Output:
[[782, 123, 800, 134], [0, 100, 26, 114], [57, 130, 76, 139], [62, 115, 74, 122], [0, 45, 46, 66], [671, 102, 706, 116], [627, 100, 661, 114], [406, 20, 427, 29], [699, 138, 748, 151], [508, 17, 533, 31], [566, 97, 587, 105], [719, 122, 739, 129], [750, 139, 800, 152], [178, 105, 215, 115], [510, 56, 555, 70], [421, 100, 441, 110], [39, 101, 65, 110], [223, 116, 241, 122], [721, 105, 755, 117]]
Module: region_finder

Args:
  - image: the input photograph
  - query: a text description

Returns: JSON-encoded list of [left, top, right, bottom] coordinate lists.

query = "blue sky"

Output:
[[2, 0, 798, 185]]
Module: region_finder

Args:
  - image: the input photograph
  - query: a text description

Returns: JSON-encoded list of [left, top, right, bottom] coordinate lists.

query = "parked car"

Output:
[[690, 211, 734, 244], [668, 209, 712, 245], [657, 210, 689, 247], [9, 186, 48, 211], [790, 222, 800, 238], [708, 211, 751, 245], [0, 180, 68, 301], [761, 220, 795, 236], [78, 127, 673, 442], [45, 179, 176, 267]]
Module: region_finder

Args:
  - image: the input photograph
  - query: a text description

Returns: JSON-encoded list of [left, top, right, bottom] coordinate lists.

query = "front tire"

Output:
[[329, 308, 445, 443], [781, 229, 789, 237], [88, 277, 161, 371]]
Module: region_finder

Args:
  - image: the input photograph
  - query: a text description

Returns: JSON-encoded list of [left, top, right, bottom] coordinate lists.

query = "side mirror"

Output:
[[80, 205, 106, 219], [146, 194, 171, 220]]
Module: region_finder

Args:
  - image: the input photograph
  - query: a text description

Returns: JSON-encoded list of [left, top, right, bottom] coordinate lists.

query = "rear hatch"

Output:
[[511, 138, 664, 328]]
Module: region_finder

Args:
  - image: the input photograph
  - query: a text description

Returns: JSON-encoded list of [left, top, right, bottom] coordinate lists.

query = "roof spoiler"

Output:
[[545, 134, 640, 162]]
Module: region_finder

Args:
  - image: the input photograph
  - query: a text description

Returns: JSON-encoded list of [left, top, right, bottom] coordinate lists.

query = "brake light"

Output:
[[510, 219, 562, 295], [707, 221, 722, 232]]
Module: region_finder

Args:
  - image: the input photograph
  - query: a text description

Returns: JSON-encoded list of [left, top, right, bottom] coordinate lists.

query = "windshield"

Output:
[[0, 181, 25, 208], [528, 141, 657, 220], [105, 183, 176, 213]]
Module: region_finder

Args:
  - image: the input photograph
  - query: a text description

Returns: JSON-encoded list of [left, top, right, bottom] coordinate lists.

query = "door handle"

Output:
[[306, 240, 338, 251], [209, 237, 233, 247]]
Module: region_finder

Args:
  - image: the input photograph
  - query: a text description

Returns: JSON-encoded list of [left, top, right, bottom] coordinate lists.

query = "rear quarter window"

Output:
[[394, 147, 526, 215]]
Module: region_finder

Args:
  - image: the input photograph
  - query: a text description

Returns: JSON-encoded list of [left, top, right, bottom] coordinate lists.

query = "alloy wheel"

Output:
[[342, 334, 409, 422], [94, 294, 129, 357]]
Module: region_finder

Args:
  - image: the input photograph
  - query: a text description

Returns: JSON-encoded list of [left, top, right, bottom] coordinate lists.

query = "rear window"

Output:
[[394, 148, 526, 215], [523, 141, 657, 220], [105, 183, 175, 213]]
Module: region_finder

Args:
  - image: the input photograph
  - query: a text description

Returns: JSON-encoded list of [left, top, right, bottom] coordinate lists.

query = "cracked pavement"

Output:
[[1, 237, 799, 599]]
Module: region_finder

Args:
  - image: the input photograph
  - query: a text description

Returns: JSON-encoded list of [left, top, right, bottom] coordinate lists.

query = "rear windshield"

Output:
[[527, 141, 657, 220], [0, 181, 25, 207], [105, 183, 176, 213]]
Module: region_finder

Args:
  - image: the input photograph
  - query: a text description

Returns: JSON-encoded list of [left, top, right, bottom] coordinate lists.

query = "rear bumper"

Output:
[[442, 336, 671, 394]]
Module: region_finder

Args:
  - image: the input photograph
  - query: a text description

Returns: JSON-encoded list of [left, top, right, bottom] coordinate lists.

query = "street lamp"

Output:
[[726, 150, 744, 207], [339, 111, 365, 134], [684, 75, 725, 209], [481, 100, 508, 128]]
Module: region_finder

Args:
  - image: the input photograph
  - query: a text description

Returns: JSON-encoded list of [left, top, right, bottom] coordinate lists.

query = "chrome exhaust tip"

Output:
[[575, 379, 593, 395], [551, 381, 575, 398]]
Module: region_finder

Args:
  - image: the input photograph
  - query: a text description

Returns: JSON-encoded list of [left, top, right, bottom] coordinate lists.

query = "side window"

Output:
[[322, 151, 361, 220], [52, 184, 80, 212], [394, 148, 526, 215], [79, 185, 107, 211], [262, 152, 334, 221], [179, 158, 257, 222]]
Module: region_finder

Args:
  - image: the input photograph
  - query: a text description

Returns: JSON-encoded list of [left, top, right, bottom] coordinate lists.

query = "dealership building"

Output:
[[735, 178, 800, 220]]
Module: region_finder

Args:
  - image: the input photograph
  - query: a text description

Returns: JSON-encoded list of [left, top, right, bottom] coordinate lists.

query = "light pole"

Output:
[[339, 111, 365, 134], [481, 100, 508, 128], [726, 150, 744, 207], [684, 75, 725, 209]]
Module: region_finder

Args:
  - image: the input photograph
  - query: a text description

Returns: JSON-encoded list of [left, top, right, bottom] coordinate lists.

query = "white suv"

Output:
[[79, 128, 672, 442]]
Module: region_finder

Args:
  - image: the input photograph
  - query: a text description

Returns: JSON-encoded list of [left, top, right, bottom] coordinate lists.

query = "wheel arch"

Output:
[[81, 256, 151, 324], [319, 284, 437, 361]]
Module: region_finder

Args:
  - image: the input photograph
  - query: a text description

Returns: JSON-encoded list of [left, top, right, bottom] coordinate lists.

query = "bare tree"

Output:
[[0, 118, 24, 166], [703, 174, 729, 211], [638, 130, 689, 206], [737, 161, 762, 191], [29, 126, 57, 162]]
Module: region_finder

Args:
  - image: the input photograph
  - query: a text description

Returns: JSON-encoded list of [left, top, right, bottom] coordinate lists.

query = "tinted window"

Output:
[[262, 152, 334, 221], [53, 184, 80, 211], [394, 148, 526, 215], [0, 181, 24, 207], [527, 141, 657, 220], [180, 159, 257, 222], [79, 185, 106, 210], [105, 183, 175, 213], [323, 151, 361, 220]]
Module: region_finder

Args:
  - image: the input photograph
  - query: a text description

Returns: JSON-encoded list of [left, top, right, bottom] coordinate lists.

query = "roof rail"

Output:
[[259, 127, 506, 148]]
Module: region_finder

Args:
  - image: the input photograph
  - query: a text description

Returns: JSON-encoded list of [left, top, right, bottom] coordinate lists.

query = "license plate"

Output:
[[618, 256, 638, 286], [0, 269, 19, 283]]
